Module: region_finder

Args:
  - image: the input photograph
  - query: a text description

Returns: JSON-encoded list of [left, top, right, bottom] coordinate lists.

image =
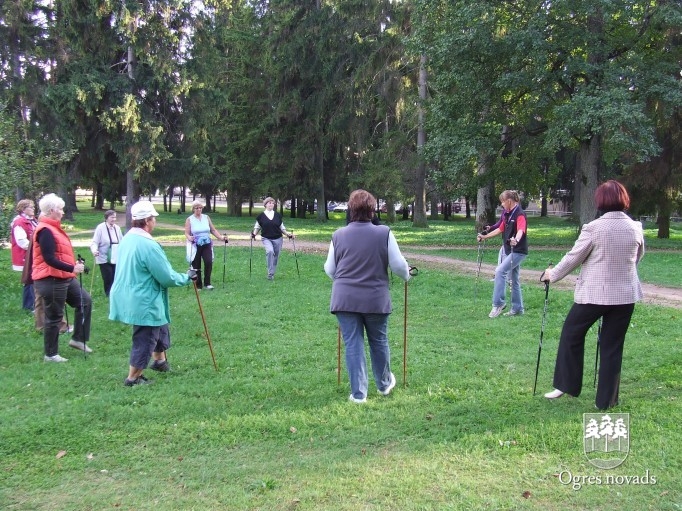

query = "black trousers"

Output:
[[34, 277, 92, 357], [191, 244, 213, 288], [552, 302, 635, 410], [99, 262, 116, 297]]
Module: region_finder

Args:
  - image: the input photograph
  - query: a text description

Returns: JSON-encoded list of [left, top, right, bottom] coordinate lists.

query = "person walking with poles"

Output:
[[32, 193, 93, 362], [89, 210, 123, 297], [184, 200, 227, 290], [251, 197, 294, 281], [477, 190, 528, 318], [324, 189, 412, 403], [541, 180, 644, 410], [110, 201, 197, 386]]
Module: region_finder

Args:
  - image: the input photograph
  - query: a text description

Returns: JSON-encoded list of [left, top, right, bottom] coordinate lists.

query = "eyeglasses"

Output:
[[194, 206, 203, 210]]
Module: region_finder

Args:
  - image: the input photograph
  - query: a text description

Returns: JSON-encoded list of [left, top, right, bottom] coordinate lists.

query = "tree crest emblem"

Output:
[[583, 413, 629, 469]]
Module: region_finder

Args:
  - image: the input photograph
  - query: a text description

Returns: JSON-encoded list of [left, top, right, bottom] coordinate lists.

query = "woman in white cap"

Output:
[[251, 197, 294, 280], [184, 200, 227, 290], [110, 200, 196, 386]]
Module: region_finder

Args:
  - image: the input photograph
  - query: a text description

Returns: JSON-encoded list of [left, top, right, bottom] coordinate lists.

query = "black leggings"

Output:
[[191, 244, 213, 288]]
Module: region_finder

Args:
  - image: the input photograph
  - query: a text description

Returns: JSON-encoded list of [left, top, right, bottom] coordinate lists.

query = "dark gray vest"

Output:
[[329, 222, 392, 314]]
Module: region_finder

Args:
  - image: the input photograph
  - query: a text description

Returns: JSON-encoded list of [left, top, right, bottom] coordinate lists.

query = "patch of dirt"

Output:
[[156, 225, 682, 310]]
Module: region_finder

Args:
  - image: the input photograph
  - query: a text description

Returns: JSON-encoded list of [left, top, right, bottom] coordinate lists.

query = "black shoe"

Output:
[[124, 375, 152, 386], [150, 360, 170, 372]]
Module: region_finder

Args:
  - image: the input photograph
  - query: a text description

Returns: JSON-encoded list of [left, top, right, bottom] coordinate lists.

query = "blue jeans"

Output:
[[22, 283, 35, 310], [336, 312, 393, 400], [262, 237, 283, 278], [492, 251, 527, 312]]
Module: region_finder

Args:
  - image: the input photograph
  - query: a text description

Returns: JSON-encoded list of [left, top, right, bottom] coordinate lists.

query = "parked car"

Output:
[[333, 202, 348, 212], [327, 201, 338, 211]]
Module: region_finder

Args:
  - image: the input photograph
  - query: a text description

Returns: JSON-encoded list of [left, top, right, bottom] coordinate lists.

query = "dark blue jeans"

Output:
[[22, 283, 35, 311]]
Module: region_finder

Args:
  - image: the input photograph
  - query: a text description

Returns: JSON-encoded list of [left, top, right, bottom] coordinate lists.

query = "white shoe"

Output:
[[205, 285, 214, 290], [69, 340, 93, 353], [60, 325, 74, 335], [488, 305, 506, 318], [544, 389, 565, 399], [379, 372, 396, 396], [349, 394, 367, 403], [44, 354, 68, 362]]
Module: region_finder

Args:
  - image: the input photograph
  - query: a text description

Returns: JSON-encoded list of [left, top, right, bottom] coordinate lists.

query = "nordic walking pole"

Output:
[[222, 234, 228, 289], [191, 270, 218, 371], [534, 263, 553, 395], [594, 317, 602, 387], [404, 266, 419, 387], [289, 232, 300, 278], [249, 233, 254, 278], [77, 254, 88, 359], [337, 325, 341, 385], [89, 262, 96, 295], [403, 280, 408, 387], [474, 238, 486, 302], [509, 239, 514, 294]]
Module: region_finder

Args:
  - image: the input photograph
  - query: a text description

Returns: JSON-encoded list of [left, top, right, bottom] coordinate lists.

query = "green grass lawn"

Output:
[[1, 208, 681, 510]]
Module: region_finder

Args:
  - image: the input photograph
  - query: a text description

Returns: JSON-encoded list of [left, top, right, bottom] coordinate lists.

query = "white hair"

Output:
[[38, 193, 65, 216]]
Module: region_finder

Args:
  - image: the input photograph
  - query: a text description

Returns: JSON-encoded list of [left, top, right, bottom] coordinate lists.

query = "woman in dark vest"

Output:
[[477, 190, 528, 318], [324, 189, 411, 403], [251, 197, 294, 280], [32, 193, 92, 362]]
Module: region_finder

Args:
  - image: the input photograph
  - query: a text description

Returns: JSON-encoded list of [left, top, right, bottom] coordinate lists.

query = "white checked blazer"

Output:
[[550, 211, 644, 305]]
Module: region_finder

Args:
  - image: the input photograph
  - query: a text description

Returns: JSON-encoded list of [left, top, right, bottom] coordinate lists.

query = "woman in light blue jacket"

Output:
[[110, 201, 195, 386]]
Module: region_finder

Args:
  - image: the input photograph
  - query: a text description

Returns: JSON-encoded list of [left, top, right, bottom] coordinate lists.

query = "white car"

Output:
[[333, 202, 348, 212]]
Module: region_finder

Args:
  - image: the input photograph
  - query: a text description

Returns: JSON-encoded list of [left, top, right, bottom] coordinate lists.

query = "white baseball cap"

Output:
[[131, 200, 159, 220]]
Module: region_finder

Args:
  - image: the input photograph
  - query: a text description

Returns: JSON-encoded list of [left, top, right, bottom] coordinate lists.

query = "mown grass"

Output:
[[1, 205, 681, 510]]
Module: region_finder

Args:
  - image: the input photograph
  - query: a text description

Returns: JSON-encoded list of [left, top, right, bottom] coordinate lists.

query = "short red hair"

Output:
[[594, 180, 630, 212]]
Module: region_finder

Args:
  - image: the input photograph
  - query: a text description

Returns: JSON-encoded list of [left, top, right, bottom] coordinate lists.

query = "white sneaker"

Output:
[[379, 372, 396, 396], [488, 305, 506, 318], [60, 325, 74, 335], [205, 285, 214, 290], [349, 394, 367, 403], [44, 354, 68, 362], [544, 389, 565, 399], [69, 340, 93, 353]]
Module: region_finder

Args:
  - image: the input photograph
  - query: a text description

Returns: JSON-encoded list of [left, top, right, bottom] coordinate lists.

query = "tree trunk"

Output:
[[577, 134, 601, 226], [476, 154, 496, 232], [412, 54, 428, 228], [656, 193, 671, 239], [430, 196, 439, 220], [125, 170, 136, 231], [315, 147, 327, 223], [385, 199, 396, 223]]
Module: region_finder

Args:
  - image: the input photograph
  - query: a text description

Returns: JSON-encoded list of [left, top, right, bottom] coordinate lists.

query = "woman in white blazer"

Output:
[[541, 180, 644, 410]]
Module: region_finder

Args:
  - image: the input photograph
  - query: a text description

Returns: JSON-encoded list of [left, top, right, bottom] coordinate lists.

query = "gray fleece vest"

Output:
[[329, 222, 392, 314]]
